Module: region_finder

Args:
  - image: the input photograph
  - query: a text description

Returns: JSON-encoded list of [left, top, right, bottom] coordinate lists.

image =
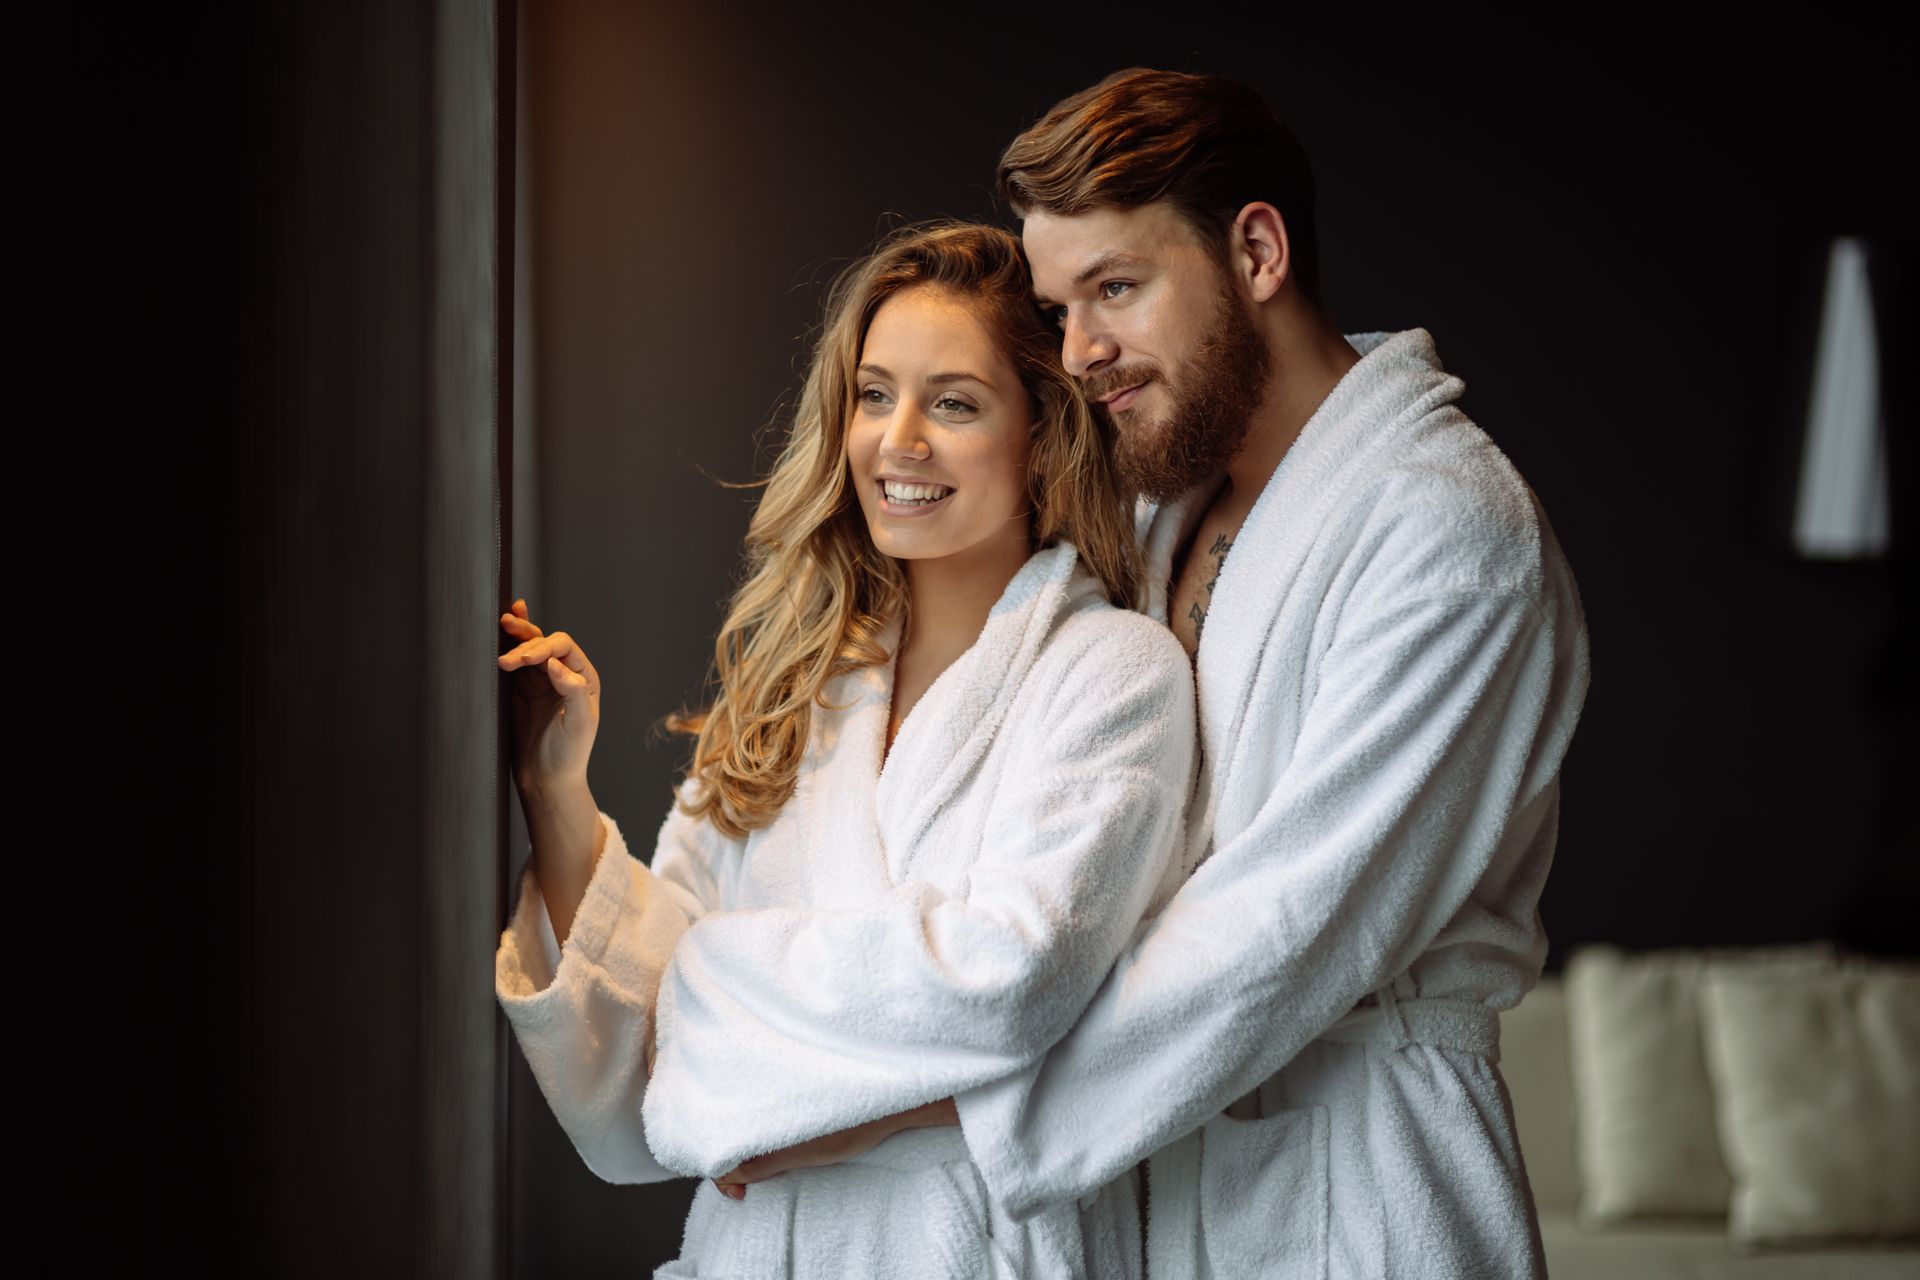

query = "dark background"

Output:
[[24, 3, 1914, 1274], [519, 0, 1920, 965], [513, 7, 1916, 1269]]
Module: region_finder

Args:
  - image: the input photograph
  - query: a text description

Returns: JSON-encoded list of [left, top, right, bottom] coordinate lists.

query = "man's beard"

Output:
[[1091, 279, 1273, 501]]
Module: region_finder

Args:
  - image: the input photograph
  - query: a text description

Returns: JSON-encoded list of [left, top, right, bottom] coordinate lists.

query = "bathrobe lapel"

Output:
[[1157, 329, 1467, 854], [872, 541, 1081, 884], [796, 657, 896, 908], [1133, 478, 1218, 627]]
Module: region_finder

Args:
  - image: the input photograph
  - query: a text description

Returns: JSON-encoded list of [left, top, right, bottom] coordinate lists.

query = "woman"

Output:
[[494, 223, 1197, 1278]]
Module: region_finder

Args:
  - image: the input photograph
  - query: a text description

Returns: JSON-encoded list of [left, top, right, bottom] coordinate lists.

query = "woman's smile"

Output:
[[878, 477, 956, 516]]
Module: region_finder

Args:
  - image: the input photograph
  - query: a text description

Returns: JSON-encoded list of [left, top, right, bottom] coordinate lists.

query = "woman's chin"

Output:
[[869, 529, 949, 562]]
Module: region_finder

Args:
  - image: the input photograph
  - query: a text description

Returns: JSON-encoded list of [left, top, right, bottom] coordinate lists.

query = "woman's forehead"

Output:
[[863, 287, 1018, 386]]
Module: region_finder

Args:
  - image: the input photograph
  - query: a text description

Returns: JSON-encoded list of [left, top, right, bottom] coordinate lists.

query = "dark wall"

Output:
[[28, 3, 511, 1274], [517, 5, 1913, 1271]]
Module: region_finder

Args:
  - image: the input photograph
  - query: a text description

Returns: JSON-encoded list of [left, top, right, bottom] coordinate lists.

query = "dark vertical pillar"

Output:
[[496, 4, 523, 1276], [420, 0, 506, 1275], [27, 1, 513, 1272]]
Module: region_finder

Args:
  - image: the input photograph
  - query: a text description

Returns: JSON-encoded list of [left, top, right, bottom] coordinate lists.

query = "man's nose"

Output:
[[1061, 312, 1117, 380]]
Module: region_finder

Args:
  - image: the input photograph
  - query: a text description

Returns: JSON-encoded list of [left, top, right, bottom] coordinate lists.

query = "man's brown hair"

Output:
[[998, 68, 1320, 303]]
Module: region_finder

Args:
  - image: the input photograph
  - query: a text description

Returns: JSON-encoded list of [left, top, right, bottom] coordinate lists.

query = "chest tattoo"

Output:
[[1186, 532, 1234, 644]]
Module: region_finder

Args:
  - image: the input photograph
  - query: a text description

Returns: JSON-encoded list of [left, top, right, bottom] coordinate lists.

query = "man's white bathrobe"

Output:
[[495, 541, 1198, 1279], [955, 329, 1591, 1279]]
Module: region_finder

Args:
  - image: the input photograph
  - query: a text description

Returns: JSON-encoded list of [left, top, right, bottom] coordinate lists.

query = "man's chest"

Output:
[[1168, 507, 1246, 656]]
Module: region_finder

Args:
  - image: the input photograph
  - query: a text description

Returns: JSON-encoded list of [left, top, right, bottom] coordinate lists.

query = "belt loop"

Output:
[[1376, 983, 1412, 1050]]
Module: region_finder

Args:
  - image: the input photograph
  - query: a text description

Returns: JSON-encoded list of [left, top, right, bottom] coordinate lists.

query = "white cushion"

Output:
[[1700, 961, 1920, 1249], [1564, 944, 1835, 1223]]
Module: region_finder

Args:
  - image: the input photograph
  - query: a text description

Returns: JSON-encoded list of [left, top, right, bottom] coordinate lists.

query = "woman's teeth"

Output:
[[882, 481, 953, 505]]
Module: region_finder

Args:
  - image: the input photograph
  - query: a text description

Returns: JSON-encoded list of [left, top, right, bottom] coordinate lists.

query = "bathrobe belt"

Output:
[[1217, 989, 1503, 1124], [1316, 988, 1502, 1061]]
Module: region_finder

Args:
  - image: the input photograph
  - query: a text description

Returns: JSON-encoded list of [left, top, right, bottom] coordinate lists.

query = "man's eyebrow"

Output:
[[856, 363, 989, 388], [1072, 251, 1148, 287]]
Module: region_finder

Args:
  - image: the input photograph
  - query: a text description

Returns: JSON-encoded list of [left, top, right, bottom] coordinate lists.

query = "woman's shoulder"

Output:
[[1029, 586, 1194, 705], [994, 594, 1195, 765]]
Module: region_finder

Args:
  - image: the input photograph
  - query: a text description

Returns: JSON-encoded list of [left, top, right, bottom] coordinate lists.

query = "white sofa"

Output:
[[1500, 976, 1920, 1278]]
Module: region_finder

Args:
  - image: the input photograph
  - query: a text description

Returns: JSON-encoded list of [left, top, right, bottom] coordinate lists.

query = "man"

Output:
[[723, 68, 1589, 1278]]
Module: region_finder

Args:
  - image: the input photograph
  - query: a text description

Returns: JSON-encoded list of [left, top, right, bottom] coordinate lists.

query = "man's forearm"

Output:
[[713, 1097, 960, 1196], [894, 1097, 959, 1131]]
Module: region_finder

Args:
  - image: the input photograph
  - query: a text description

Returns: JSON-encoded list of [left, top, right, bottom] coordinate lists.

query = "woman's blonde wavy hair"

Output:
[[668, 221, 1141, 837]]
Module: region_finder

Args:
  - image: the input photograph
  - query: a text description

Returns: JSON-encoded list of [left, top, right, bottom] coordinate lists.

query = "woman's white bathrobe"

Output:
[[495, 541, 1198, 1279], [954, 329, 1592, 1279]]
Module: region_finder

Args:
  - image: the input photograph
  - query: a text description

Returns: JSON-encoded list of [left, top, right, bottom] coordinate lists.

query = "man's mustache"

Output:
[[1082, 365, 1162, 404]]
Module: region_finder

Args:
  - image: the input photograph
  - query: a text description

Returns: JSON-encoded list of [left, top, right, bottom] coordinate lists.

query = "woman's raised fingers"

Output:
[[549, 631, 587, 668], [540, 631, 599, 684], [498, 631, 599, 689], [497, 600, 544, 663], [498, 637, 541, 669], [544, 655, 591, 696]]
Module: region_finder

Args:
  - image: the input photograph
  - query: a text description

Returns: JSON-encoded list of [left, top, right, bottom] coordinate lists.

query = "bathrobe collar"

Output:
[[832, 540, 1083, 882], [1144, 328, 1467, 825]]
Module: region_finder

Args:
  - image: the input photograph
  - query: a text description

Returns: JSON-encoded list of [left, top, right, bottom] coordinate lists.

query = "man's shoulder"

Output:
[[1336, 412, 1557, 602]]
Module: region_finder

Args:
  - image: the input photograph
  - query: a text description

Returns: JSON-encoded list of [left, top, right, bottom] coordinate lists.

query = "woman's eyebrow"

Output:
[[858, 364, 989, 388]]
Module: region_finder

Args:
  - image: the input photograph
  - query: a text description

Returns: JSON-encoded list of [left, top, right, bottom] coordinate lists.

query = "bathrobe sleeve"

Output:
[[637, 620, 1196, 1178], [956, 567, 1578, 1218], [494, 786, 736, 1184]]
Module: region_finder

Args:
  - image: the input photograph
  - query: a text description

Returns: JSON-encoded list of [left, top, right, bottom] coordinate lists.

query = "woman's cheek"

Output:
[[1001, 443, 1034, 519]]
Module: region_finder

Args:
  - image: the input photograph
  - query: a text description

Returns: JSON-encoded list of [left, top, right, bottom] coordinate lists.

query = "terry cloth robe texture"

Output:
[[495, 540, 1199, 1280], [954, 329, 1592, 1280]]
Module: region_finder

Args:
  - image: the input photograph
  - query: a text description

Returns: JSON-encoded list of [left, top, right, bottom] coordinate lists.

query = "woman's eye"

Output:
[[1045, 305, 1067, 328], [935, 395, 976, 415], [858, 387, 890, 406], [1100, 280, 1133, 301]]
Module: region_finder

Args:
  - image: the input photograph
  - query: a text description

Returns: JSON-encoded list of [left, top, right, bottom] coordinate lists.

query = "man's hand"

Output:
[[710, 1098, 959, 1200]]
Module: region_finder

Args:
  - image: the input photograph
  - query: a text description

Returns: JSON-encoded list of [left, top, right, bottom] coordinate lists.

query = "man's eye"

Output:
[[1100, 281, 1133, 300]]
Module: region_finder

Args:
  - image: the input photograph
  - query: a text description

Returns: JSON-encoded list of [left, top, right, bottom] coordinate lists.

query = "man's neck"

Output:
[[1220, 310, 1361, 508]]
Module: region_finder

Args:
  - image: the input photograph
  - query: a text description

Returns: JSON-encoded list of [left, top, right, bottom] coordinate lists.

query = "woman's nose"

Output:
[[879, 405, 931, 463]]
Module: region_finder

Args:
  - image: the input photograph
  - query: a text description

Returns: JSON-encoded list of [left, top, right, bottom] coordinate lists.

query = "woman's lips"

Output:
[[877, 483, 955, 518]]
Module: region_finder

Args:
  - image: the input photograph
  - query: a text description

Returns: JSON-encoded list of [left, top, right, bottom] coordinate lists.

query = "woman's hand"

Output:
[[709, 1099, 960, 1201], [496, 598, 602, 796]]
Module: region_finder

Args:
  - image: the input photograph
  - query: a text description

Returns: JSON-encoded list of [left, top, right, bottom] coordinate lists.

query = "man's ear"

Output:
[[1232, 202, 1291, 304]]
